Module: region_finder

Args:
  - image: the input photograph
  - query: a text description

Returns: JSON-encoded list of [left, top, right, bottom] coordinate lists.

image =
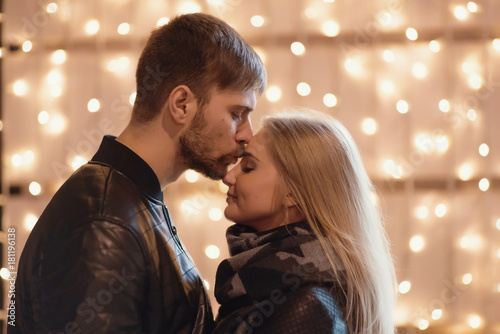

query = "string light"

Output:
[[431, 309, 443, 320], [467, 2, 478, 13], [185, 170, 200, 183], [439, 99, 451, 113], [467, 315, 481, 329], [38, 111, 50, 124], [458, 163, 474, 181], [344, 57, 363, 77], [434, 204, 447, 218], [71, 156, 87, 171], [22, 41, 33, 52], [415, 206, 429, 220], [266, 86, 281, 102], [478, 143, 489, 157], [399, 281, 411, 294], [157, 17, 170, 27], [85, 19, 100, 35], [46, 2, 58, 13], [87, 98, 100, 113], [466, 109, 477, 121], [468, 74, 483, 90], [405, 28, 418, 41], [29, 182, 42, 196], [323, 93, 337, 107], [290, 42, 305, 56], [24, 214, 38, 231], [396, 100, 409, 114], [429, 40, 441, 53], [382, 50, 395, 63], [379, 80, 395, 95], [205, 245, 221, 259], [493, 39, 500, 52], [0, 268, 11, 280], [412, 62, 428, 79], [478, 178, 489, 191], [117, 22, 130, 35], [409, 235, 425, 252], [13, 79, 29, 96], [296, 82, 311, 96], [361, 118, 377, 135], [462, 273, 473, 285], [51, 49, 67, 64], [453, 6, 469, 20], [417, 319, 430, 330], [208, 208, 223, 221], [321, 20, 340, 37], [250, 15, 264, 27]]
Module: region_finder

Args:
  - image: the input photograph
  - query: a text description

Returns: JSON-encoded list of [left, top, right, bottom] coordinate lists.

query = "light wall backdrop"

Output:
[[1, 0, 500, 332]]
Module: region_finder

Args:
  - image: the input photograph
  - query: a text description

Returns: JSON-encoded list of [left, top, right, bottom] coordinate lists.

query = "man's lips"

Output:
[[227, 192, 237, 200]]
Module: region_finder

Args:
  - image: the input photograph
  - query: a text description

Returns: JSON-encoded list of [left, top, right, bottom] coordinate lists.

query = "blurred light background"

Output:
[[1, 0, 499, 332]]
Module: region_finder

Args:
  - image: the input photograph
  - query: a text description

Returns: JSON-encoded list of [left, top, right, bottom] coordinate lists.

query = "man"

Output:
[[9, 13, 266, 333]]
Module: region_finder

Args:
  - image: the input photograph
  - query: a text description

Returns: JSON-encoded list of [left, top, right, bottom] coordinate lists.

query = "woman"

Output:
[[213, 110, 397, 334]]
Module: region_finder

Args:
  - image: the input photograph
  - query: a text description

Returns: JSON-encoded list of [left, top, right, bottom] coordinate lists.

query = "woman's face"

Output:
[[223, 130, 289, 232]]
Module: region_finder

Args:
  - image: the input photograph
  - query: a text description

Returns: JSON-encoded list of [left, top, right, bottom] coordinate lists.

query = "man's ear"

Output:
[[164, 85, 197, 125]]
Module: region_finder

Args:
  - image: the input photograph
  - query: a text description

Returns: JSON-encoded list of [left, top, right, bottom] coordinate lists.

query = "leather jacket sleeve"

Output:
[[25, 219, 150, 333]]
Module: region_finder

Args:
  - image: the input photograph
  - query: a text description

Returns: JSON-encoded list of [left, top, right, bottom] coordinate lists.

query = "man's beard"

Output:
[[178, 108, 244, 180]]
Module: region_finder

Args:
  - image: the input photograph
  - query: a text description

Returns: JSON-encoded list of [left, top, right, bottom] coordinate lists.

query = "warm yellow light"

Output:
[[107, 57, 130, 73], [405, 27, 418, 41], [85, 19, 100, 35], [435, 135, 450, 153], [431, 309, 443, 320], [467, 2, 478, 13], [412, 63, 428, 79], [380, 80, 395, 95], [290, 41, 306, 56], [468, 74, 483, 90], [51, 49, 67, 64], [205, 245, 221, 259], [396, 100, 409, 114], [29, 182, 42, 196], [409, 235, 425, 252], [296, 82, 311, 96], [219, 180, 229, 193], [185, 170, 200, 183], [203, 279, 210, 290], [478, 143, 489, 157], [361, 118, 377, 135], [51, 86, 62, 98], [250, 15, 264, 27], [429, 40, 441, 53], [25, 214, 38, 231], [415, 206, 429, 220], [467, 109, 477, 121], [0, 268, 11, 280], [129, 92, 137, 105], [439, 99, 451, 112], [383, 50, 395, 63], [344, 57, 363, 76], [479, 178, 489, 191], [209, 208, 223, 221], [157, 17, 170, 27], [435, 204, 447, 218], [71, 156, 87, 171], [47, 69, 63, 85], [321, 20, 340, 37], [323, 93, 338, 107], [458, 163, 474, 181], [304, 7, 318, 19], [38, 111, 50, 124], [417, 319, 430, 330], [454, 6, 469, 20], [13, 79, 29, 96], [22, 40, 33, 52], [414, 134, 433, 153], [46, 2, 58, 13], [493, 39, 500, 52], [253, 47, 267, 64], [460, 235, 483, 250], [462, 273, 473, 285], [11, 154, 22, 167], [45, 113, 67, 135], [496, 218, 500, 230], [177, 1, 201, 14], [87, 98, 100, 113], [117, 22, 130, 35], [468, 315, 481, 329], [398, 281, 411, 294], [266, 86, 281, 102]]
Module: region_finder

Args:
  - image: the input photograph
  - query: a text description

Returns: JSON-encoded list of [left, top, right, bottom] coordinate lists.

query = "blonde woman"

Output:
[[213, 110, 397, 334]]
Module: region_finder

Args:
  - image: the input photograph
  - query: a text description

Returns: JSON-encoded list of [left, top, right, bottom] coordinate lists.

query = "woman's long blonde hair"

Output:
[[262, 110, 397, 333]]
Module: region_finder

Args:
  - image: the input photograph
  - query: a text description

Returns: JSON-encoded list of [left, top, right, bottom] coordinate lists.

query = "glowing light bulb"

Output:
[[382, 50, 395, 63], [51, 49, 67, 64], [45, 113, 67, 135], [25, 214, 38, 231], [496, 218, 500, 230], [321, 20, 339, 37], [266, 86, 281, 102], [462, 273, 473, 285], [296, 82, 311, 96], [29, 182, 42, 196], [380, 80, 394, 95], [468, 74, 483, 90], [209, 208, 223, 221], [478, 143, 489, 157], [467, 2, 478, 13], [219, 181, 228, 193], [435, 204, 447, 217], [13, 80, 29, 96], [405, 27, 418, 41], [344, 57, 363, 76], [22, 40, 33, 52], [412, 63, 428, 79], [205, 245, 220, 259], [157, 17, 170, 27], [439, 99, 451, 112], [185, 170, 199, 183], [454, 6, 469, 20], [468, 315, 481, 329], [493, 39, 500, 52], [409, 235, 425, 252], [414, 134, 433, 153], [458, 163, 474, 181], [71, 156, 87, 171], [429, 40, 441, 53], [479, 178, 489, 191], [0, 268, 11, 280], [435, 135, 450, 153], [290, 42, 305, 56], [250, 15, 264, 27], [323, 93, 337, 107], [117, 22, 130, 35], [361, 118, 377, 135], [431, 309, 442, 320], [398, 281, 411, 294], [87, 98, 100, 113], [38, 111, 50, 124], [177, 1, 201, 14], [46, 2, 58, 13], [467, 109, 477, 121], [396, 100, 409, 114], [304, 7, 318, 19], [417, 319, 429, 330], [85, 19, 100, 35], [51, 86, 62, 97], [416, 206, 429, 220], [47, 69, 63, 85]]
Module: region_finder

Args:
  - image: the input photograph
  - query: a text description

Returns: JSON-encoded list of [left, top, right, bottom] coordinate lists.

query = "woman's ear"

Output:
[[285, 192, 299, 208], [164, 85, 197, 125]]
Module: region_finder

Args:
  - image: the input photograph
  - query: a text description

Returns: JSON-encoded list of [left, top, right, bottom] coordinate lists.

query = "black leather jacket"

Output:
[[8, 136, 214, 334]]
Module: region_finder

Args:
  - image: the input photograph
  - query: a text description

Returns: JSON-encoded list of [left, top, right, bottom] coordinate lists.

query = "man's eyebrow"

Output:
[[230, 104, 254, 112]]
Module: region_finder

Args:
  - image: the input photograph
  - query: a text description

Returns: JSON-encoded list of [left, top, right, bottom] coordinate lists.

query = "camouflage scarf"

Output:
[[214, 221, 341, 318]]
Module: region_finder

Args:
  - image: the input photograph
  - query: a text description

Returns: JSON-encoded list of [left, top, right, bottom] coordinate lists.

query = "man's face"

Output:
[[178, 88, 256, 180]]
